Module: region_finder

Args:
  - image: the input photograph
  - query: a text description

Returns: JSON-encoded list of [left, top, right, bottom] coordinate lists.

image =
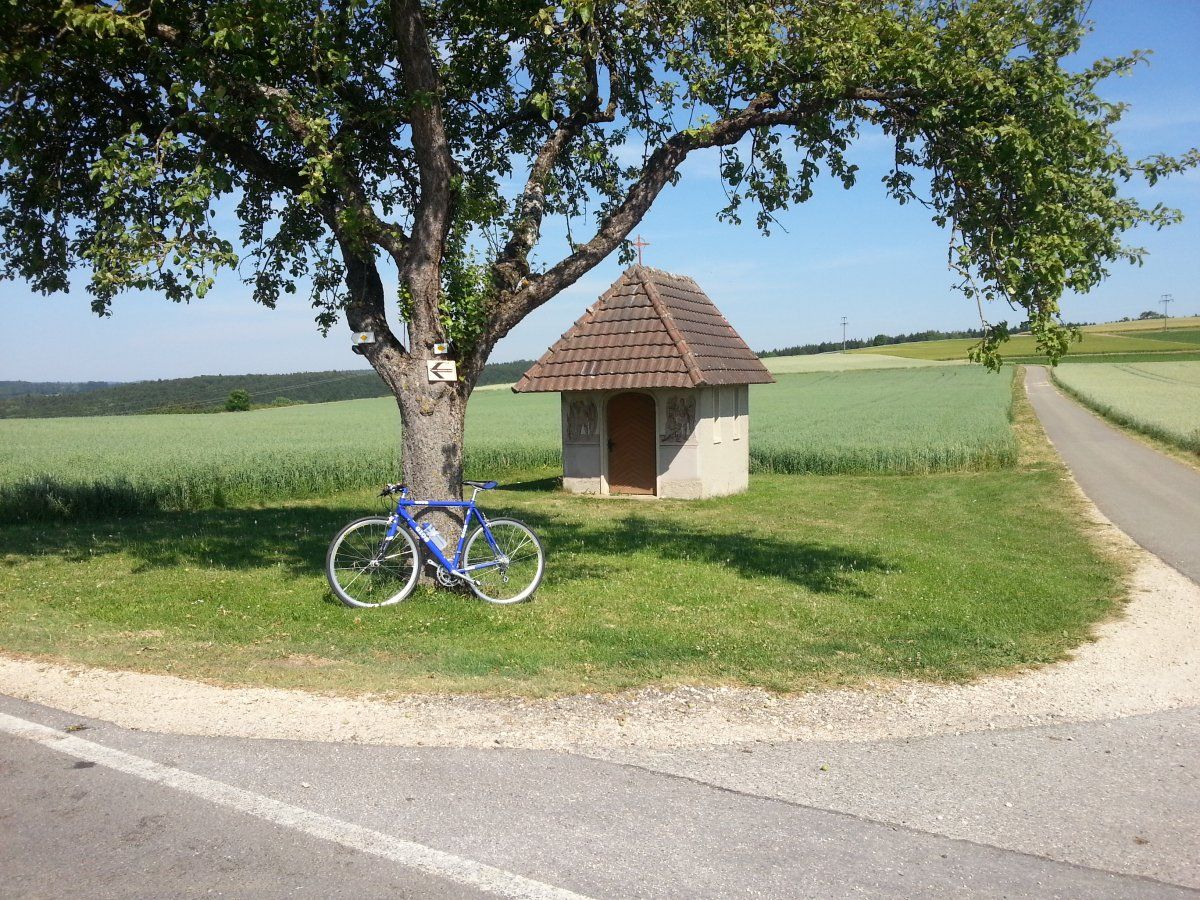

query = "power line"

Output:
[[841, 317, 848, 353], [1160, 293, 1173, 330]]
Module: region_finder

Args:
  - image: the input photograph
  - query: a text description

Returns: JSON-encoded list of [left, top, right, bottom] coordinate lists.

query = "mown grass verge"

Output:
[[0, 468, 1121, 697]]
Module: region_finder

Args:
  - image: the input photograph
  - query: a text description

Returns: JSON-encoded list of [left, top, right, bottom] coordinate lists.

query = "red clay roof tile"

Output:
[[513, 267, 774, 393]]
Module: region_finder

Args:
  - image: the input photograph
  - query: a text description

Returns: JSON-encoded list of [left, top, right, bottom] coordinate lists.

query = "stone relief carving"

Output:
[[661, 395, 696, 444], [565, 398, 598, 443]]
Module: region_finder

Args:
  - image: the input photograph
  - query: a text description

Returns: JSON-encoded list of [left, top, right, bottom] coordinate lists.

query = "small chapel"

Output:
[[513, 266, 774, 499]]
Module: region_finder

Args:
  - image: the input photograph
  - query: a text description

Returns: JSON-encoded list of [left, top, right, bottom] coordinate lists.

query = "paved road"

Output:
[[1026, 366, 1200, 584], [2, 694, 1197, 898]]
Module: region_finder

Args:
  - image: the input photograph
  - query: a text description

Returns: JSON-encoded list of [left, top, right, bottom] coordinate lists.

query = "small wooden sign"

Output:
[[426, 359, 458, 383]]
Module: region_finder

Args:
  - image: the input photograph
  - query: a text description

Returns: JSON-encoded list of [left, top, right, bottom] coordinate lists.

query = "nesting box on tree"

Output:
[[513, 266, 774, 498]]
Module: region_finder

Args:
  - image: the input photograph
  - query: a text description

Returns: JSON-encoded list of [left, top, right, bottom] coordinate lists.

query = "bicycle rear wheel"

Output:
[[462, 518, 544, 604], [325, 516, 420, 608]]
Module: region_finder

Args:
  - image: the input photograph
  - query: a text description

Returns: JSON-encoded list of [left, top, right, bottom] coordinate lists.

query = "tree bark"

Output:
[[395, 373, 468, 502], [340, 244, 468, 506]]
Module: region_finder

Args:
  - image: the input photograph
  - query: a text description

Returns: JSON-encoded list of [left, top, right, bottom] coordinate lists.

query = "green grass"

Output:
[[1133, 328, 1200, 346], [0, 467, 1121, 696], [0, 368, 1018, 520], [0, 365, 1125, 696], [1006, 350, 1200, 365], [856, 330, 1200, 361], [1051, 362, 1200, 455]]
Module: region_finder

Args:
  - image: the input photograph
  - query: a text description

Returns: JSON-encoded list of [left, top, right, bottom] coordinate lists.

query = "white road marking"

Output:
[[0, 711, 593, 900]]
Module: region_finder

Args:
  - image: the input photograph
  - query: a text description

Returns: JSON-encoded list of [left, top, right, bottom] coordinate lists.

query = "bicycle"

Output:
[[325, 479, 545, 608]]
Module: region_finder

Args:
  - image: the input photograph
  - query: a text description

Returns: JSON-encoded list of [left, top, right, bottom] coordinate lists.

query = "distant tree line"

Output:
[[758, 318, 1109, 357], [759, 328, 988, 358], [0, 380, 116, 398], [0, 359, 535, 419]]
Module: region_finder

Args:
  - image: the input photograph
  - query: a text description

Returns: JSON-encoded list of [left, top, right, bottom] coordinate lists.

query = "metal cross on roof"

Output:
[[633, 234, 650, 267]]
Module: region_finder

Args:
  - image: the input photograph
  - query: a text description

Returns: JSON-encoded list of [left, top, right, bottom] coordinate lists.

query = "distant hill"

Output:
[[0, 360, 534, 418], [0, 380, 118, 399]]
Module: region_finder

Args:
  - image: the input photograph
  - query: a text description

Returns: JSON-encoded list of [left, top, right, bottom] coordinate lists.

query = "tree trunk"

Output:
[[338, 244, 472, 505], [394, 370, 468, 502], [393, 368, 469, 581]]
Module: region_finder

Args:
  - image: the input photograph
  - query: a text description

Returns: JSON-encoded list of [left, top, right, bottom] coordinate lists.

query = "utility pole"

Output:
[[841, 317, 848, 353], [1160, 293, 1173, 329]]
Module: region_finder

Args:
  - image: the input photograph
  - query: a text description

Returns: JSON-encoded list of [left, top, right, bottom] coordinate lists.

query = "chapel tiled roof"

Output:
[[512, 266, 775, 393]]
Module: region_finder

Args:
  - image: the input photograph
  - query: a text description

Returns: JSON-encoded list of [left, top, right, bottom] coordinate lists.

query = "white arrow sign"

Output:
[[426, 359, 458, 383]]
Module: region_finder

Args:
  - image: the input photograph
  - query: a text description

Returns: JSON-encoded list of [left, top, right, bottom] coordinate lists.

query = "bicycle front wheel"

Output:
[[325, 516, 420, 608], [463, 518, 545, 604]]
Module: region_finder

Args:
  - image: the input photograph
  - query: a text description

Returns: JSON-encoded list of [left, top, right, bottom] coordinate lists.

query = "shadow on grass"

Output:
[[514, 510, 888, 596], [2, 502, 889, 596], [497, 476, 561, 493], [0, 476, 168, 523]]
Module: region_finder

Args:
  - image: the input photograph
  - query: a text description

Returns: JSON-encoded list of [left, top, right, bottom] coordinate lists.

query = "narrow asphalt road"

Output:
[[1, 694, 1197, 898], [1025, 366, 1200, 584]]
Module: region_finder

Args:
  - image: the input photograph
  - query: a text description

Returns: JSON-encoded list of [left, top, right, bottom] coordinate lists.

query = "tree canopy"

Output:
[[1, 2, 1194, 480]]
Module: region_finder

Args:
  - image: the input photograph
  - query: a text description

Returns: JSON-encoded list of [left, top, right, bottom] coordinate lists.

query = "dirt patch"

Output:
[[268, 654, 341, 670]]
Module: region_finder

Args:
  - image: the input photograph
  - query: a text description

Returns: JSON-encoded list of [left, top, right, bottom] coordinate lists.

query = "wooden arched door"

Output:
[[607, 393, 656, 495]]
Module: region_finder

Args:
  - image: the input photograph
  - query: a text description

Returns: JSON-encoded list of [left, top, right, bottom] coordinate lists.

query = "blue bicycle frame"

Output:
[[383, 485, 505, 581]]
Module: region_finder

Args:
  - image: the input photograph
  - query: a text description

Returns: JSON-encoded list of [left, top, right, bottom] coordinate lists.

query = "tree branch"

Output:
[[488, 95, 777, 335], [180, 117, 306, 192], [489, 87, 907, 339], [337, 238, 410, 375], [492, 26, 619, 293], [142, 17, 412, 268], [388, 0, 455, 337]]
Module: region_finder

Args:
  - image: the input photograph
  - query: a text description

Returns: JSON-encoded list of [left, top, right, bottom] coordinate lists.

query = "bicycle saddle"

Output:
[[462, 479, 498, 490]]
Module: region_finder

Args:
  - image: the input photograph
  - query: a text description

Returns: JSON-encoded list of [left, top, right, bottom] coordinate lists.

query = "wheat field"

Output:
[[0, 367, 1017, 519], [1052, 362, 1200, 453]]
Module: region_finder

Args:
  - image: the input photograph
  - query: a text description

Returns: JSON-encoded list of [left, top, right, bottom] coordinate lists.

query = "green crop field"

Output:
[[751, 367, 1015, 474], [0, 367, 1017, 521], [1006, 350, 1200, 365], [0, 388, 561, 521], [1081, 316, 1200, 333], [1051, 362, 1200, 454], [1134, 328, 1200, 346], [763, 352, 965, 373], [855, 329, 1200, 361]]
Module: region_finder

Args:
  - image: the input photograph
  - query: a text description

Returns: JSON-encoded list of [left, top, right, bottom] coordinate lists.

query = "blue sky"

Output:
[[2, 0, 1198, 382]]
